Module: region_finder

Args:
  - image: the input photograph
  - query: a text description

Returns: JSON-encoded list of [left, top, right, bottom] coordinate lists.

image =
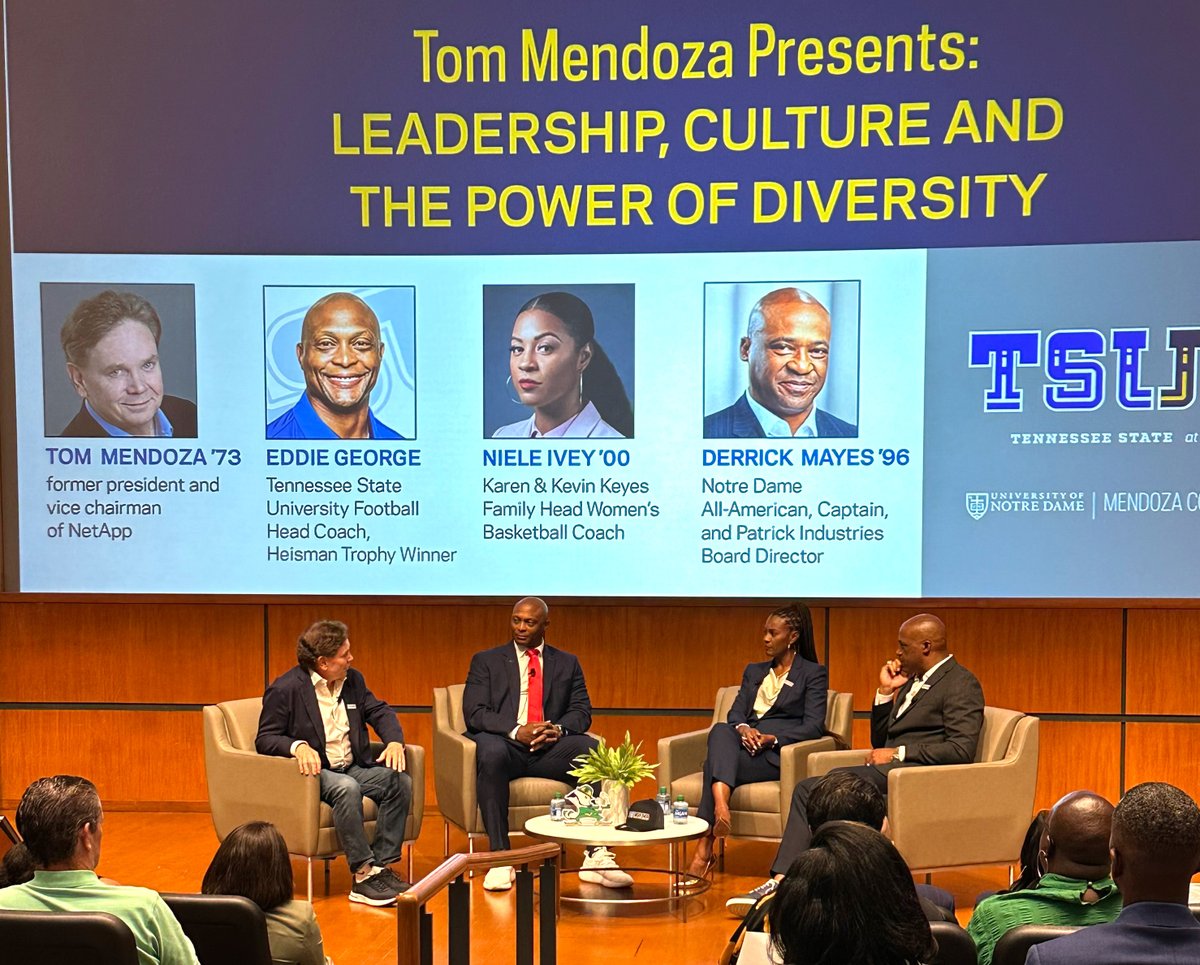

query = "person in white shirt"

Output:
[[256, 620, 412, 907]]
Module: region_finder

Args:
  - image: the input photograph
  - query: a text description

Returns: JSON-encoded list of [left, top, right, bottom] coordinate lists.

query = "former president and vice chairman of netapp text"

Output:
[[268, 292, 404, 440], [704, 287, 857, 439]]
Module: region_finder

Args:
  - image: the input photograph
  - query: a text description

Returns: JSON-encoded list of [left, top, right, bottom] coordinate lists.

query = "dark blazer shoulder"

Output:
[[266, 664, 311, 692], [815, 408, 858, 438], [704, 394, 763, 439], [60, 404, 106, 437], [161, 395, 198, 437]]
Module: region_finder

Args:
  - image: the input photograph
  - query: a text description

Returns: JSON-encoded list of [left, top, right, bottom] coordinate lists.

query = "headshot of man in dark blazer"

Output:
[[704, 286, 857, 440]]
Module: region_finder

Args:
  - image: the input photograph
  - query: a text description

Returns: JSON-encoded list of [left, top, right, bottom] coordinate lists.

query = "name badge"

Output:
[[346, 703, 357, 710], [782, 680, 793, 687]]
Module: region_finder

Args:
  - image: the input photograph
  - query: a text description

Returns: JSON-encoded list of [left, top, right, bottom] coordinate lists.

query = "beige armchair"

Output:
[[202, 697, 425, 900], [656, 688, 853, 842], [806, 706, 1039, 874], [433, 684, 575, 855]]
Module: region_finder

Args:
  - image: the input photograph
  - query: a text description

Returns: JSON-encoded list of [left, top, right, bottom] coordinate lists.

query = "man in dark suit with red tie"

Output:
[[463, 596, 631, 892], [728, 612, 984, 915]]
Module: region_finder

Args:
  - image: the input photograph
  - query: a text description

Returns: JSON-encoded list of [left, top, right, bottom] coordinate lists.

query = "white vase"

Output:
[[601, 779, 631, 826]]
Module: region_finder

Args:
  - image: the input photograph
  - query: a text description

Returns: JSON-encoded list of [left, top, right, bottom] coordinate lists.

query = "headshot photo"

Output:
[[264, 287, 415, 441], [703, 282, 860, 439], [483, 284, 635, 439], [41, 283, 198, 438]]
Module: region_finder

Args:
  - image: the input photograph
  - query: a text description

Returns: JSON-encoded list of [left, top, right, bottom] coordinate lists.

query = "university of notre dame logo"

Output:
[[965, 493, 988, 520]]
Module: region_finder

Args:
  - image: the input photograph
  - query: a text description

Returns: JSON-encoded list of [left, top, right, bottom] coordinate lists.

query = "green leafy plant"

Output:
[[568, 731, 658, 788]]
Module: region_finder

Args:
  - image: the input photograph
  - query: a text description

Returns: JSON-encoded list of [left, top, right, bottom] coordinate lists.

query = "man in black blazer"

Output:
[[703, 287, 857, 439], [1027, 781, 1200, 965], [728, 613, 983, 915], [463, 596, 631, 891], [256, 620, 412, 907]]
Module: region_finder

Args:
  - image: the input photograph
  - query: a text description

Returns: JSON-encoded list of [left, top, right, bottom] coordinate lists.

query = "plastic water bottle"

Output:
[[656, 786, 671, 815], [672, 794, 688, 825], [550, 792, 565, 821]]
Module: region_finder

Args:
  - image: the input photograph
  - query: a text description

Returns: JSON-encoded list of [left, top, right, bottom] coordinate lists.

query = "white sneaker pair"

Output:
[[578, 847, 634, 888], [483, 865, 516, 891]]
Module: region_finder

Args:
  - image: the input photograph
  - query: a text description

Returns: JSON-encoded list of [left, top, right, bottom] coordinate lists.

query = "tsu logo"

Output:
[[965, 493, 988, 519], [968, 328, 1200, 412]]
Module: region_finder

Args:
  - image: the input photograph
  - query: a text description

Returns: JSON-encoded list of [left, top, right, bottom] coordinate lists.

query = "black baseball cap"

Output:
[[616, 799, 665, 832]]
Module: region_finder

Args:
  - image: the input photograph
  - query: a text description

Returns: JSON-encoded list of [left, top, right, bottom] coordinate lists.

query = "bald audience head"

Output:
[[1044, 791, 1115, 880], [1110, 782, 1200, 906]]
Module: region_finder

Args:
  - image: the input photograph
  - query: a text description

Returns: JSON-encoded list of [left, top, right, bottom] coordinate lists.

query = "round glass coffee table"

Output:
[[523, 814, 710, 920]]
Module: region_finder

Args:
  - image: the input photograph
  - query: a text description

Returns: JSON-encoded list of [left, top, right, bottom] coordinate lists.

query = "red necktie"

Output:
[[526, 648, 544, 724]]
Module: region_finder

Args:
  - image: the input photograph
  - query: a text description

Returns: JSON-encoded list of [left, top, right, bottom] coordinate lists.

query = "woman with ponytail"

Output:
[[493, 291, 634, 438], [687, 602, 829, 879]]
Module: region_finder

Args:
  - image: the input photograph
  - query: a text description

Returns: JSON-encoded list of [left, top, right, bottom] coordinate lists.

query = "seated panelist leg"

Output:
[[525, 733, 598, 786], [769, 764, 886, 876], [472, 732, 530, 851], [319, 769, 374, 872], [347, 763, 412, 867]]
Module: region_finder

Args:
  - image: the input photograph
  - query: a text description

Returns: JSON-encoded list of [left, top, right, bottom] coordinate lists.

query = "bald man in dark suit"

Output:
[[463, 596, 631, 891]]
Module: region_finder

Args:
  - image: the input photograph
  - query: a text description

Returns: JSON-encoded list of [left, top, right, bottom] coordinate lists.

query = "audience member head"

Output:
[[15, 775, 103, 870], [1004, 809, 1050, 892], [201, 821, 294, 912], [1043, 791, 1115, 881], [1110, 781, 1200, 906], [771, 821, 933, 965], [0, 843, 35, 887], [765, 602, 819, 664], [807, 771, 886, 833], [296, 619, 350, 674]]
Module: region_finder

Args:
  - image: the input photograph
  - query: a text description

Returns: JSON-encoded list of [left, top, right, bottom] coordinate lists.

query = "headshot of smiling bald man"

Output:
[[267, 292, 405, 440], [704, 287, 857, 439]]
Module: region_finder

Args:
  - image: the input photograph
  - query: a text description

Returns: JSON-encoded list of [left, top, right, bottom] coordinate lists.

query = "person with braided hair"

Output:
[[492, 290, 634, 438], [687, 603, 828, 879]]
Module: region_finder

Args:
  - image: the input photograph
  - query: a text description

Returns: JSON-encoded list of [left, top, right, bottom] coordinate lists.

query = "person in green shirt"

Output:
[[0, 774, 200, 965], [967, 790, 1121, 965]]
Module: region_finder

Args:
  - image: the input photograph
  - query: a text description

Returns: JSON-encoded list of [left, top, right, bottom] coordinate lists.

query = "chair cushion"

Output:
[[729, 781, 782, 814], [976, 708, 1022, 763], [220, 698, 264, 752]]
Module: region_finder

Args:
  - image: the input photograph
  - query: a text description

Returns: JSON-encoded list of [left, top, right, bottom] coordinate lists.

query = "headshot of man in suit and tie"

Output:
[[704, 284, 859, 439]]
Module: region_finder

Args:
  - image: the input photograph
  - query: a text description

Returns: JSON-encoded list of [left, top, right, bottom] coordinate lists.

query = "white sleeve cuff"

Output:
[[895, 746, 906, 762], [289, 740, 308, 756], [874, 690, 896, 705]]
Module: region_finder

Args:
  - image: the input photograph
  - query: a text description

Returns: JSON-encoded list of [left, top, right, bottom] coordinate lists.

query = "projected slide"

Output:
[[3, 1, 1197, 597]]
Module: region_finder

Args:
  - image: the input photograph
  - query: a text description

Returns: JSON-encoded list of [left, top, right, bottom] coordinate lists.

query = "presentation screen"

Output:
[[2, 1, 1197, 597]]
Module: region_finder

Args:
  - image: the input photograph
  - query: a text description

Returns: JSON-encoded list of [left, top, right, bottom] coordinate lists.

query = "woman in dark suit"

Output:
[[688, 602, 828, 878]]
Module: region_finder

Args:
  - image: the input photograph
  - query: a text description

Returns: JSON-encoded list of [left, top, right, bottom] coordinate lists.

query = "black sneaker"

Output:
[[376, 867, 411, 896], [726, 878, 778, 918], [349, 871, 399, 906]]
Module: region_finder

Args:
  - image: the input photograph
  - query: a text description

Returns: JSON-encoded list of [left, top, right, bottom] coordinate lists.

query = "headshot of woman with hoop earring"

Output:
[[491, 291, 634, 438]]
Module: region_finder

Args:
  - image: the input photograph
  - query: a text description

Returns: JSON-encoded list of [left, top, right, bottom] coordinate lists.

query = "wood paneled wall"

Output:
[[1, 598, 1197, 814]]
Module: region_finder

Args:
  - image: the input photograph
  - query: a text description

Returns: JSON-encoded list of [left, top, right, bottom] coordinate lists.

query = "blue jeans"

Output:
[[319, 763, 412, 872]]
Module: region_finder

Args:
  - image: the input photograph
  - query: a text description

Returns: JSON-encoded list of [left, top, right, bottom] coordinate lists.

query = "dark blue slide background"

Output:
[[6, 0, 1197, 255]]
